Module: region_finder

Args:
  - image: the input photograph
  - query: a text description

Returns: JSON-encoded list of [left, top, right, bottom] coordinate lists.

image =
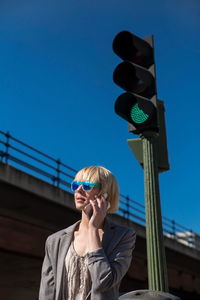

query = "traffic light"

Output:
[[127, 100, 170, 173], [112, 31, 158, 134]]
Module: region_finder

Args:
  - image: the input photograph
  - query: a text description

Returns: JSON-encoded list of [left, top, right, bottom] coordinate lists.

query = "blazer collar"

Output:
[[64, 220, 81, 235], [61, 217, 117, 254], [63, 217, 116, 235]]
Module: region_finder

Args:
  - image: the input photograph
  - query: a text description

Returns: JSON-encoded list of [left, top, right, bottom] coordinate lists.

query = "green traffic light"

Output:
[[130, 103, 149, 124]]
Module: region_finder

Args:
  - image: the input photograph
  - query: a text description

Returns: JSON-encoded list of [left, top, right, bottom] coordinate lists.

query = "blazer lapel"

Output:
[[56, 221, 80, 300], [102, 218, 117, 254]]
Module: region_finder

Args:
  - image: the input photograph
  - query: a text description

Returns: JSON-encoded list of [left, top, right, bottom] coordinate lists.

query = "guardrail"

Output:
[[0, 130, 199, 250]]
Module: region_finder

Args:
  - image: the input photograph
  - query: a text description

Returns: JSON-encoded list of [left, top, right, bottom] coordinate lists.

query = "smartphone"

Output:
[[84, 193, 109, 219]]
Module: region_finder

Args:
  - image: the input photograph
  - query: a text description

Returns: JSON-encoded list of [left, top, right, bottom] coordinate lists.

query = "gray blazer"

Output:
[[39, 219, 136, 300]]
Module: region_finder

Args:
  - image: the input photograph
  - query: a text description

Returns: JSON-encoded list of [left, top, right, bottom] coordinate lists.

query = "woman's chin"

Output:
[[75, 202, 86, 211]]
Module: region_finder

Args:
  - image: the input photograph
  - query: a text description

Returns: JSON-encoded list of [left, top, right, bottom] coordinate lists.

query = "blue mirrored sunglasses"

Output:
[[71, 181, 101, 192]]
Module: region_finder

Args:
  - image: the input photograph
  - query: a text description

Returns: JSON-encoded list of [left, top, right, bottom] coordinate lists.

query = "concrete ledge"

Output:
[[0, 163, 74, 210]]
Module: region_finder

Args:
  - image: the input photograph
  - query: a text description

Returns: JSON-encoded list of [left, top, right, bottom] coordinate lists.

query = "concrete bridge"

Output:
[[0, 163, 200, 300]]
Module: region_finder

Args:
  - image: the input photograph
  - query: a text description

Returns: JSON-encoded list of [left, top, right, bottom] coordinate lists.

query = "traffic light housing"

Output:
[[127, 100, 170, 173], [112, 31, 158, 134]]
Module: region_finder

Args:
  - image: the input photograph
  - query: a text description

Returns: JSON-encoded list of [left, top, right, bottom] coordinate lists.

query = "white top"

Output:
[[65, 242, 91, 300]]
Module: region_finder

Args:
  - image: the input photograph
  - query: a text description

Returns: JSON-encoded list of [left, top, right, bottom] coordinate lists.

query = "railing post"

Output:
[[126, 195, 130, 220], [56, 158, 61, 187], [5, 131, 11, 164], [189, 229, 194, 247], [172, 220, 176, 239], [125, 195, 131, 226]]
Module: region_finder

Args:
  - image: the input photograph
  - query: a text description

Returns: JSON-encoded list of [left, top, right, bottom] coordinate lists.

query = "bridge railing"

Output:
[[0, 130, 199, 250], [118, 195, 200, 249], [0, 130, 76, 189]]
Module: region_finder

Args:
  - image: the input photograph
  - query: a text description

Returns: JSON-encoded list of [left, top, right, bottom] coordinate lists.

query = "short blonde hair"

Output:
[[74, 166, 119, 213]]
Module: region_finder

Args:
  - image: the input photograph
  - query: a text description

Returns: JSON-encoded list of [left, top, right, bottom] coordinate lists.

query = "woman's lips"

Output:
[[76, 197, 86, 202]]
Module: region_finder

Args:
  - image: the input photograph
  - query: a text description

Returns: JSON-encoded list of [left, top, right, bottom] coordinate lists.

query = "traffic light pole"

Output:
[[141, 131, 168, 292]]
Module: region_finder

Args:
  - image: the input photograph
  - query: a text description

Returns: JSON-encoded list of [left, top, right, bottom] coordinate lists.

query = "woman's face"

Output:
[[74, 183, 101, 211]]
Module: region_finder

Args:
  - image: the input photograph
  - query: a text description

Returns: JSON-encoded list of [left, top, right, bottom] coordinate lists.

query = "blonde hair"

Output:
[[74, 166, 119, 213]]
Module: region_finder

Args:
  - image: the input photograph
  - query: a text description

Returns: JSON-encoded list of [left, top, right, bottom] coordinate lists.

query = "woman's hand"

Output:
[[88, 194, 108, 229], [87, 194, 109, 252]]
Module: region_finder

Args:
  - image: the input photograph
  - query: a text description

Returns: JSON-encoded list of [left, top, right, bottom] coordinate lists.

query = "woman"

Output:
[[39, 166, 136, 300]]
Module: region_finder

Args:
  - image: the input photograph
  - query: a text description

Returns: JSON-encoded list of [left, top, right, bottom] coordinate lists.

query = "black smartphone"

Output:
[[84, 193, 109, 219]]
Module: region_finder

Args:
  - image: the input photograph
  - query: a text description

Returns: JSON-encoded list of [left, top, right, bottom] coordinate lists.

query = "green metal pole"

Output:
[[142, 132, 168, 292]]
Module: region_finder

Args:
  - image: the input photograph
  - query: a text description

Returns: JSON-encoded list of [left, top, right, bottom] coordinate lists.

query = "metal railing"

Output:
[[118, 194, 200, 249], [0, 130, 199, 250], [0, 130, 77, 190]]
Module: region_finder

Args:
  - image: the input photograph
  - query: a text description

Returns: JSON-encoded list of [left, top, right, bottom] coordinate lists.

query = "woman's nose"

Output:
[[76, 184, 84, 193]]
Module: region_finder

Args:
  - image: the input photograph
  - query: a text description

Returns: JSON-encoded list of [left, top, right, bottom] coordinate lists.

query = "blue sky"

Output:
[[0, 0, 200, 234]]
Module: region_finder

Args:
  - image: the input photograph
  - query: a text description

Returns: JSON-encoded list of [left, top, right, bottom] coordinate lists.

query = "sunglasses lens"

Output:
[[82, 183, 92, 191], [71, 181, 98, 192], [71, 182, 79, 191]]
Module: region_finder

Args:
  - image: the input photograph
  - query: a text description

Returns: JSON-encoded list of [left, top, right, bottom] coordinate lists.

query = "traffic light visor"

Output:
[[113, 61, 156, 98], [112, 31, 154, 68]]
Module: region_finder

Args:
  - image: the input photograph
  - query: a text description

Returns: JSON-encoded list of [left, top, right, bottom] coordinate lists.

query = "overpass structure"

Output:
[[0, 131, 200, 300]]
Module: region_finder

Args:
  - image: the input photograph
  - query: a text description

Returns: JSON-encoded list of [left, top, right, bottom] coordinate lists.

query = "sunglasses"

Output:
[[71, 180, 101, 192]]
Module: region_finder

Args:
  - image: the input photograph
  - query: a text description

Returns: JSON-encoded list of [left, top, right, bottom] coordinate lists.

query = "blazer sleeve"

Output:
[[87, 228, 136, 293], [39, 237, 56, 300]]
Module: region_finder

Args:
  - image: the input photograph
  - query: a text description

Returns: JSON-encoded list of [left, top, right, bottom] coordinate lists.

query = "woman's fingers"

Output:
[[89, 197, 105, 215], [89, 195, 108, 228], [89, 199, 98, 214], [97, 194, 106, 206]]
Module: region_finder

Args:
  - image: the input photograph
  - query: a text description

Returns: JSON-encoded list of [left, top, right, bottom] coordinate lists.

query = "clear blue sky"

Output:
[[0, 0, 200, 234]]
